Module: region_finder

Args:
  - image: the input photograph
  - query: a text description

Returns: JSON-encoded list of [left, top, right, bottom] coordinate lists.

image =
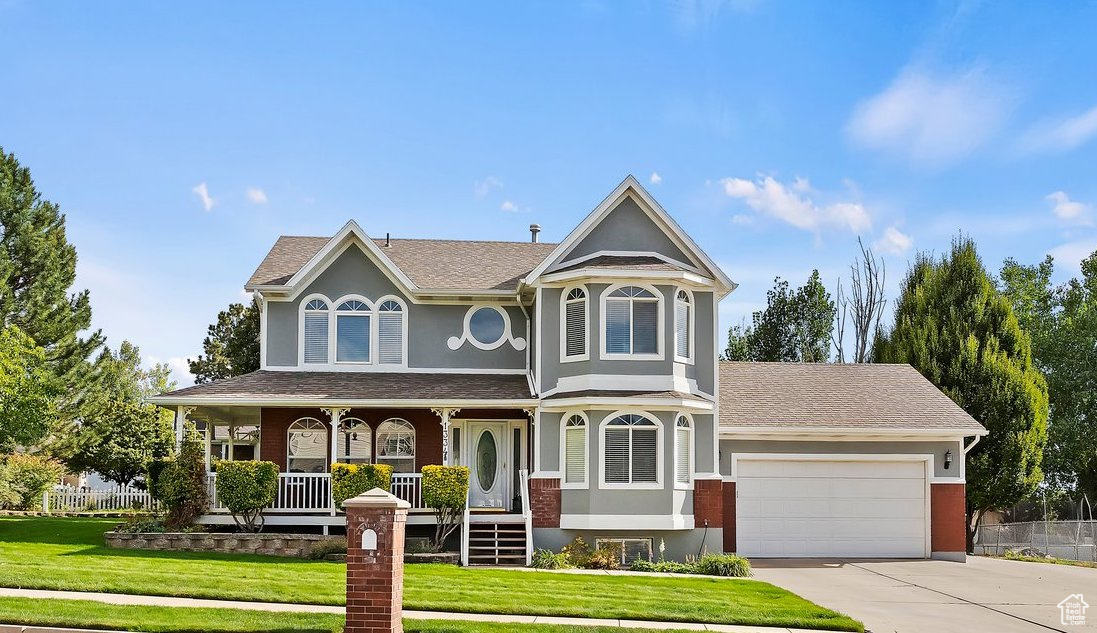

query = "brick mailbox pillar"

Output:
[[344, 488, 412, 633]]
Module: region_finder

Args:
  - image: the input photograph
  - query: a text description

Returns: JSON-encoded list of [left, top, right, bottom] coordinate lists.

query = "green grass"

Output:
[[0, 517, 862, 632], [994, 553, 1097, 569], [0, 597, 705, 633]]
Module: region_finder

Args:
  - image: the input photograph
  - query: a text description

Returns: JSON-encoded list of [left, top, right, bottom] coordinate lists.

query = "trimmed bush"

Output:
[[159, 426, 208, 530], [421, 465, 469, 551], [145, 457, 172, 502], [331, 463, 393, 508], [629, 558, 697, 574], [307, 537, 347, 560], [530, 548, 571, 569], [3, 453, 65, 510], [696, 552, 752, 577], [215, 460, 278, 532]]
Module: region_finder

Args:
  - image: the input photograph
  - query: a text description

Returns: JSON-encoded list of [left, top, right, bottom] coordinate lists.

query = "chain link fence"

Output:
[[975, 520, 1097, 562]]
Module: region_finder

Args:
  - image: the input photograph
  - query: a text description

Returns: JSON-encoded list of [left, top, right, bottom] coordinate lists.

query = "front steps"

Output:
[[466, 521, 528, 566]]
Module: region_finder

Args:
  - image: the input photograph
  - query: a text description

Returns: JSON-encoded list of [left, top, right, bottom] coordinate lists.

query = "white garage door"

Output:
[[736, 458, 928, 558]]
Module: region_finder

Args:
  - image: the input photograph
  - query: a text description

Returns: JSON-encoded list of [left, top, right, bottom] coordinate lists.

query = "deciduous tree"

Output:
[[0, 326, 57, 451], [723, 271, 835, 362]]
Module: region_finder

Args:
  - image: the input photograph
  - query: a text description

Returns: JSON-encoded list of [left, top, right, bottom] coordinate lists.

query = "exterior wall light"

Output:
[[944, 449, 953, 470]]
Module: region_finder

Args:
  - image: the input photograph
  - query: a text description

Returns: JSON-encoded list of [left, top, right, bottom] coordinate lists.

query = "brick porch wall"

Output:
[[721, 481, 736, 552], [930, 483, 966, 553], [529, 477, 561, 528], [693, 479, 723, 529]]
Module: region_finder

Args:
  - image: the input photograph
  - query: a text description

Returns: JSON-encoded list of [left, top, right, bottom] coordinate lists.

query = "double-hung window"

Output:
[[603, 286, 660, 357], [602, 413, 660, 487], [303, 298, 330, 364], [674, 289, 692, 362], [335, 299, 371, 363], [562, 414, 588, 487], [562, 287, 588, 360]]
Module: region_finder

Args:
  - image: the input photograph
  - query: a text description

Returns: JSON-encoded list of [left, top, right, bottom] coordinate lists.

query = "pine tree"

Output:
[[188, 300, 260, 383], [875, 237, 1048, 549], [0, 147, 102, 390]]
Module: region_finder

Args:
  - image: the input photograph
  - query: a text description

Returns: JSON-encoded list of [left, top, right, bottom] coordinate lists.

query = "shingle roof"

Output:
[[152, 371, 534, 404], [245, 235, 557, 291], [554, 255, 686, 273], [719, 362, 986, 433]]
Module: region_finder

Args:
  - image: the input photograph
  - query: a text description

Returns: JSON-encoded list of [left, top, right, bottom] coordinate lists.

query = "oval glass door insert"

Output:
[[476, 430, 498, 492]]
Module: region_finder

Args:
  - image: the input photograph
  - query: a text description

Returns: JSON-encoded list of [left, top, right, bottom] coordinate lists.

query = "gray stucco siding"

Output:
[[719, 439, 965, 479], [560, 197, 693, 265], [264, 245, 526, 370]]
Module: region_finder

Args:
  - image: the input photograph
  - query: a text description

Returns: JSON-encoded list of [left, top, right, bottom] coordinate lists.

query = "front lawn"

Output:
[[0, 517, 862, 631], [0, 597, 703, 633]]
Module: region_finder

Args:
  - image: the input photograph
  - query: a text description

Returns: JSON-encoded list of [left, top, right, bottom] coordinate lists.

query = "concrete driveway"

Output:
[[752, 556, 1095, 633]]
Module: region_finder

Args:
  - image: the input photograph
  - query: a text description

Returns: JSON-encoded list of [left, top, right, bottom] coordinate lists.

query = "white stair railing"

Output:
[[519, 469, 533, 566], [460, 486, 471, 566]]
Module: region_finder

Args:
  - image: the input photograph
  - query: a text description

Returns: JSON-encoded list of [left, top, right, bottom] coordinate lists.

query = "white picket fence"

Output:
[[44, 485, 160, 512]]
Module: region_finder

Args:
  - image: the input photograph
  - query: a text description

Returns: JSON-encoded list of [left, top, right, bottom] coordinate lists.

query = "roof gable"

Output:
[[524, 176, 736, 292]]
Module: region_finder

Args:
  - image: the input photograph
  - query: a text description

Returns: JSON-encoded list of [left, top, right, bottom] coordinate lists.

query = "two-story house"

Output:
[[152, 176, 985, 564]]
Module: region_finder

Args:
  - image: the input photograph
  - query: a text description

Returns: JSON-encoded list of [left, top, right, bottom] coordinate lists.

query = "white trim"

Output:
[[533, 286, 543, 395], [263, 365, 528, 375], [710, 292, 720, 473], [963, 435, 981, 453], [541, 397, 714, 412], [559, 514, 694, 530], [540, 269, 716, 287], [547, 373, 702, 396], [560, 285, 590, 363], [447, 304, 527, 352], [545, 250, 707, 277], [673, 287, 694, 365], [278, 222, 419, 299], [521, 176, 736, 294], [598, 410, 663, 490], [150, 396, 540, 407], [720, 427, 986, 439], [598, 283, 665, 361], [559, 411, 589, 490], [730, 453, 933, 559], [930, 477, 966, 484], [673, 412, 695, 490], [258, 293, 268, 369]]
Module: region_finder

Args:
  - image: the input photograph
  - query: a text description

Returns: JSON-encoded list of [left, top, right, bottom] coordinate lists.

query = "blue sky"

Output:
[[2, 1, 1096, 385]]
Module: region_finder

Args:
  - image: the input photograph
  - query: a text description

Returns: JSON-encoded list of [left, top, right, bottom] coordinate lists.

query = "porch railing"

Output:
[[205, 472, 425, 514]]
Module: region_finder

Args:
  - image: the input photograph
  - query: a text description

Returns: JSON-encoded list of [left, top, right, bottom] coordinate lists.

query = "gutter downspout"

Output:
[[963, 435, 981, 454]]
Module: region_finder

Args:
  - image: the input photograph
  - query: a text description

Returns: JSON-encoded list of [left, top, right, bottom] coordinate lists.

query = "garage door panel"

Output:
[[735, 458, 928, 558]]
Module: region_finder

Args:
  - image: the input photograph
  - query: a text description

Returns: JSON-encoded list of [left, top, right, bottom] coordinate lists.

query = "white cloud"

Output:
[[672, 0, 763, 31], [500, 199, 521, 213], [874, 226, 913, 255], [145, 355, 195, 388], [1048, 238, 1097, 274], [1018, 105, 1097, 154], [650, 171, 662, 185], [792, 176, 812, 193], [475, 176, 504, 199], [720, 175, 871, 233], [1046, 191, 1092, 224], [731, 214, 753, 225], [192, 182, 215, 211], [846, 66, 1011, 165], [246, 187, 268, 204]]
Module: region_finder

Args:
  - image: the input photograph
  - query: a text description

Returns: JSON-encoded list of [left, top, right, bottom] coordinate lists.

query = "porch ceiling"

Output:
[[150, 370, 535, 407]]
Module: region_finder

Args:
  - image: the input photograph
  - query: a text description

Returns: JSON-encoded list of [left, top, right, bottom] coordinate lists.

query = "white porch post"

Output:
[[203, 424, 212, 470], [531, 408, 541, 474], [432, 408, 460, 465], [321, 407, 348, 517], [227, 424, 235, 461], [174, 406, 192, 451]]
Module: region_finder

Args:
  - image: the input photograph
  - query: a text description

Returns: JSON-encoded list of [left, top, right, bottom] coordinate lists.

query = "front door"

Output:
[[469, 422, 507, 508]]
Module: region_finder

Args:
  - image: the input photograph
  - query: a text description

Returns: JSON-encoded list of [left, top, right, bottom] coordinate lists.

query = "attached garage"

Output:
[[734, 456, 929, 558]]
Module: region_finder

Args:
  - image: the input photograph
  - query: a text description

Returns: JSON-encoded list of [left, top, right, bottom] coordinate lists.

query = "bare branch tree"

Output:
[[832, 276, 847, 363], [848, 237, 887, 362]]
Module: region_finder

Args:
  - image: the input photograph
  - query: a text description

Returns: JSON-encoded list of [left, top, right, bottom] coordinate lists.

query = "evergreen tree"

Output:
[[0, 147, 102, 386], [875, 237, 1048, 549], [188, 300, 260, 383]]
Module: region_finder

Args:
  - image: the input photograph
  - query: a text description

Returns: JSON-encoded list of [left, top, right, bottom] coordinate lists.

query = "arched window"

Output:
[[603, 285, 660, 357], [340, 417, 372, 464], [674, 289, 692, 362], [335, 298, 372, 363], [562, 414, 588, 487], [562, 287, 588, 360], [287, 417, 328, 473], [377, 299, 405, 365], [302, 298, 330, 364], [376, 418, 415, 473], [602, 413, 660, 487], [674, 415, 692, 486]]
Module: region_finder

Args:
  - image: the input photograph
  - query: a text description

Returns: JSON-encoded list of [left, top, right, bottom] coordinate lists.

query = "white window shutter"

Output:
[[565, 299, 586, 357], [565, 426, 586, 484], [676, 427, 690, 484], [303, 312, 329, 363], [378, 312, 403, 364], [604, 428, 631, 483]]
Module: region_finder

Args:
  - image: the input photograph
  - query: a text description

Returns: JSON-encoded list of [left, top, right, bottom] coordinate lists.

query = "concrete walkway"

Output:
[[0, 587, 828, 633]]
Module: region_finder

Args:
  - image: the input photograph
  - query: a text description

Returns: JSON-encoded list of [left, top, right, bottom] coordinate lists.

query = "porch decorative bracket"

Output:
[[320, 407, 350, 421]]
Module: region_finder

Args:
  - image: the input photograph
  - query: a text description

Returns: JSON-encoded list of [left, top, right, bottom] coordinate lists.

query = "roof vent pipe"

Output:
[[529, 224, 541, 243], [385, 233, 390, 247]]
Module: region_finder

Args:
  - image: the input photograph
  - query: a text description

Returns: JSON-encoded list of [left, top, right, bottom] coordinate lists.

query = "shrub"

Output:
[[331, 463, 393, 508], [145, 457, 173, 502], [696, 552, 752, 577], [215, 460, 278, 532], [629, 558, 697, 574], [586, 541, 622, 570], [560, 535, 593, 567], [3, 453, 65, 510], [0, 461, 18, 508], [530, 548, 571, 569], [308, 537, 348, 560], [421, 465, 469, 551], [115, 518, 167, 534], [159, 427, 208, 530]]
